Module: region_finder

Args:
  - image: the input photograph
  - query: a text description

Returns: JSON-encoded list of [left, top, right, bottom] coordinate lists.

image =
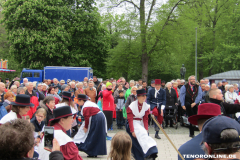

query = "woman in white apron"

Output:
[[0, 94, 34, 124], [126, 89, 158, 160], [73, 94, 107, 158], [38, 105, 83, 160]]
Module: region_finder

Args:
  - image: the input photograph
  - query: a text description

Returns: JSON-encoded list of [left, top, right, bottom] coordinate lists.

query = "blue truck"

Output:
[[20, 66, 93, 83]]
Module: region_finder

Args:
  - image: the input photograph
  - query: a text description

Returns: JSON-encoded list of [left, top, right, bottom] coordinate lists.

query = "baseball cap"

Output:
[[202, 115, 240, 144], [222, 79, 227, 83], [67, 79, 71, 83], [151, 80, 155, 84]]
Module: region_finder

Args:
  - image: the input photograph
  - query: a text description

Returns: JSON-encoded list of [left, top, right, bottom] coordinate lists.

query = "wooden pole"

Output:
[[151, 114, 185, 160]]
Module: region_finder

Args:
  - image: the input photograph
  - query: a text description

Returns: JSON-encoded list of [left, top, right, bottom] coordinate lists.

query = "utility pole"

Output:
[[195, 28, 197, 81]]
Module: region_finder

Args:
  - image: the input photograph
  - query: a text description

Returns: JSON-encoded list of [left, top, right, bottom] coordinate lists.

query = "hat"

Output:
[[61, 84, 68, 90], [62, 91, 71, 99], [151, 80, 155, 84], [77, 94, 88, 100], [60, 80, 65, 83], [67, 79, 71, 83], [202, 115, 240, 144], [222, 79, 227, 83], [11, 95, 34, 107], [50, 106, 76, 121], [188, 103, 221, 125], [137, 89, 146, 96], [6, 78, 9, 80], [155, 79, 161, 85], [106, 82, 112, 87], [161, 80, 165, 83]]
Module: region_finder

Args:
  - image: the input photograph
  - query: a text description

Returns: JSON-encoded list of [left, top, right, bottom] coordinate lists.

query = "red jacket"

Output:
[[27, 96, 39, 119], [102, 90, 114, 111]]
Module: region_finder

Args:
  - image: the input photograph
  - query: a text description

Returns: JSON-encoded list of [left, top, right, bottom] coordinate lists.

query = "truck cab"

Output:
[[20, 69, 43, 83]]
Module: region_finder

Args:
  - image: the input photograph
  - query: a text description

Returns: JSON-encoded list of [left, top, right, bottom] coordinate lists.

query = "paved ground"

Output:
[[79, 121, 200, 160]]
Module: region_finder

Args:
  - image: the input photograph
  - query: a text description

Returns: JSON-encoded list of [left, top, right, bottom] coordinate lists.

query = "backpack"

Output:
[[0, 103, 8, 120]]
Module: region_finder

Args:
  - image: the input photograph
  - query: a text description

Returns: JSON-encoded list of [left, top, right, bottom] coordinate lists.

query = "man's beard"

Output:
[[190, 82, 195, 85]]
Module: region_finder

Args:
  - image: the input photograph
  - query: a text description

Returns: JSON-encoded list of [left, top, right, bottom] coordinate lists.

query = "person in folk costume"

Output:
[[147, 79, 166, 139], [38, 106, 83, 160], [0, 94, 34, 124], [55, 91, 78, 137], [73, 94, 107, 157], [126, 89, 158, 160], [180, 75, 202, 138]]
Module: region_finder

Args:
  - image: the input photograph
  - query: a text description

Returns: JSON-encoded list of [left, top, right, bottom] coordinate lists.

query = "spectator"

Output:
[[108, 131, 132, 160], [204, 78, 209, 85], [52, 78, 61, 90], [210, 83, 217, 89], [17, 87, 26, 95], [75, 82, 84, 97], [114, 90, 125, 129], [161, 80, 166, 89], [25, 82, 37, 97], [125, 86, 137, 110], [125, 80, 135, 100], [10, 84, 18, 96], [217, 81, 222, 88], [69, 81, 76, 94], [148, 80, 155, 92], [84, 81, 96, 103], [47, 86, 62, 102], [38, 96, 55, 126], [59, 84, 70, 97], [84, 77, 88, 82], [93, 76, 100, 89], [47, 79, 52, 86], [113, 84, 125, 98], [165, 82, 178, 127], [36, 83, 45, 101], [201, 115, 240, 160], [142, 81, 148, 93], [38, 106, 82, 160], [180, 75, 202, 138], [0, 95, 34, 124], [219, 79, 228, 92], [0, 82, 5, 103], [233, 83, 239, 94], [42, 83, 48, 97], [102, 82, 115, 135], [225, 85, 238, 104], [83, 81, 88, 89], [205, 84, 210, 91], [20, 78, 28, 87], [3, 91, 15, 113], [59, 80, 65, 87], [121, 78, 128, 90]]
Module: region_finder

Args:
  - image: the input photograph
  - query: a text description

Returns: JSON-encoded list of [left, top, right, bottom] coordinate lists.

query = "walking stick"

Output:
[[151, 114, 185, 160]]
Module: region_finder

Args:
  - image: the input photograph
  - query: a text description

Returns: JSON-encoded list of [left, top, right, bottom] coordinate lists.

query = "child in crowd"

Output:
[[114, 90, 125, 129], [108, 131, 132, 160], [30, 108, 46, 157]]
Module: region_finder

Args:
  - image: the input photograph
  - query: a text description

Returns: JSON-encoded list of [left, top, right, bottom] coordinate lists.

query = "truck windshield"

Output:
[[22, 72, 32, 78], [34, 72, 40, 77]]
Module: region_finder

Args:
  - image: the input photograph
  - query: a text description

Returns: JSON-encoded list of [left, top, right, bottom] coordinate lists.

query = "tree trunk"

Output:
[[140, 0, 148, 82]]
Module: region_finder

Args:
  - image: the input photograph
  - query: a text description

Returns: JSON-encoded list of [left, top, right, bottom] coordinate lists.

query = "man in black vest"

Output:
[[180, 75, 202, 138]]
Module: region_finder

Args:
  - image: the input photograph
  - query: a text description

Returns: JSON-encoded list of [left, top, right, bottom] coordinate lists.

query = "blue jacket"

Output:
[[178, 132, 206, 160], [147, 88, 166, 110]]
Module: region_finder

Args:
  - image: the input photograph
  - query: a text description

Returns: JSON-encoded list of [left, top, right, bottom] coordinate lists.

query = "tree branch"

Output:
[[113, 0, 140, 10], [146, 0, 156, 27], [148, 0, 184, 55]]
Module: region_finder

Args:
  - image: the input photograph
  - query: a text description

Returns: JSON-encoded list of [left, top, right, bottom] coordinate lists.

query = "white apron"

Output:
[[38, 129, 73, 160], [73, 101, 107, 144], [129, 101, 157, 154], [0, 111, 17, 124]]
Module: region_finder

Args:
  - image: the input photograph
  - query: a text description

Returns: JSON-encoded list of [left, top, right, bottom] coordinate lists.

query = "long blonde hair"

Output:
[[108, 131, 132, 160]]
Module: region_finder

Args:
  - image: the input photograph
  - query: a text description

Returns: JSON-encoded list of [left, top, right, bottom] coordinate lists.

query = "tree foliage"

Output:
[[2, 0, 109, 78]]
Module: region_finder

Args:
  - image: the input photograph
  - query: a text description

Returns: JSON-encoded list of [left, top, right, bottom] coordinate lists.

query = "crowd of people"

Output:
[[0, 75, 240, 160]]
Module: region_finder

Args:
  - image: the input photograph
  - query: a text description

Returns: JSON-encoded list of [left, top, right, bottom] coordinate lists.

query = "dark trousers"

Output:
[[116, 111, 124, 127], [71, 125, 78, 137], [185, 102, 198, 136], [177, 103, 182, 122], [103, 111, 113, 130]]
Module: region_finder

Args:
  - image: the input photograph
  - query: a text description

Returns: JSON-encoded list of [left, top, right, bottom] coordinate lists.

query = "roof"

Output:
[[204, 70, 240, 80]]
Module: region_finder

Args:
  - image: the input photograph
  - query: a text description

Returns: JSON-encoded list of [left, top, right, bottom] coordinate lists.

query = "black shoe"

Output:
[[120, 126, 123, 129], [87, 155, 97, 158], [165, 125, 168, 128], [170, 125, 174, 128], [155, 134, 161, 139], [189, 134, 195, 138]]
